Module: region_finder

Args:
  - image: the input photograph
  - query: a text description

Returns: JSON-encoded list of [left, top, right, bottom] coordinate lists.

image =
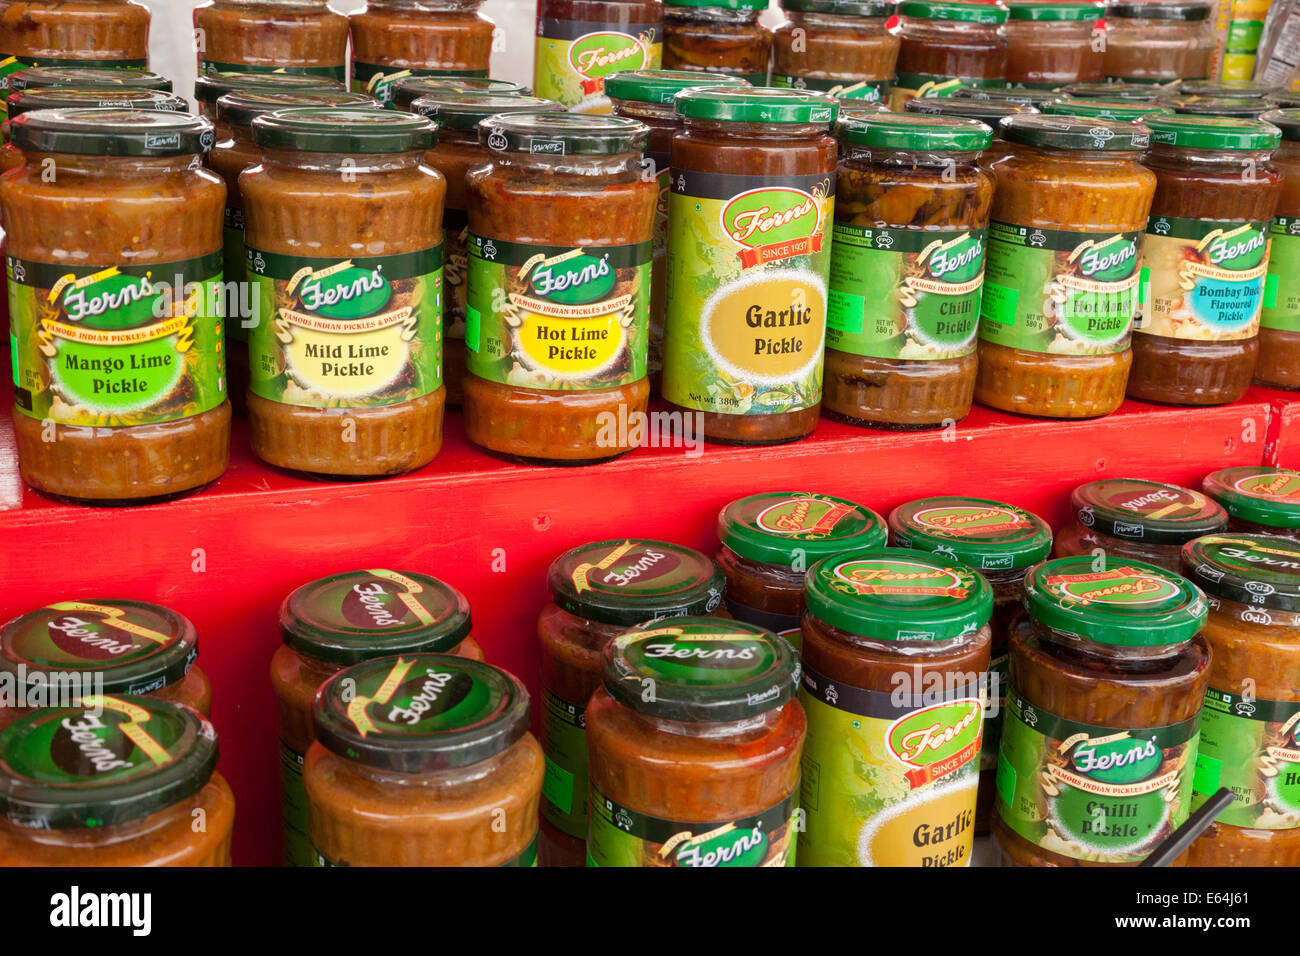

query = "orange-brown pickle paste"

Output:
[[662, 0, 771, 83], [0, 1, 151, 102], [1103, 1, 1215, 85], [890, 0, 1008, 110], [1003, 1, 1103, 90], [193, 0, 349, 82], [350, 0, 496, 106], [770, 0, 899, 105]]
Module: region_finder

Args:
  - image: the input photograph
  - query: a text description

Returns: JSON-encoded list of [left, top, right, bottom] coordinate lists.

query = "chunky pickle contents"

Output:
[[193, 0, 348, 80], [662, 3, 771, 82]]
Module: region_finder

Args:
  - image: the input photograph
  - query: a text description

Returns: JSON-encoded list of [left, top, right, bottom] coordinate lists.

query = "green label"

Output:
[[8, 254, 226, 426], [996, 688, 1200, 863], [443, 208, 469, 336], [352, 62, 488, 107], [983, 653, 1008, 770], [279, 741, 310, 867], [1192, 687, 1300, 830], [247, 247, 444, 408], [978, 222, 1141, 355], [199, 60, 347, 83], [465, 235, 650, 391], [662, 169, 833, 416], [648, 152, 670, 374], [1262, 218, 1300, 331], [828, 224, 985, 360], [587, 786, 797, 867], [769, 75, 887, 101], [534, 20, 662, 110], [1138, 216, 1270, 341], [540, 689, 589, 839]]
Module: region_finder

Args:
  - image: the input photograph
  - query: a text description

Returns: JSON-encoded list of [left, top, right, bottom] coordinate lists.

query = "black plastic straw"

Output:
[[1140, 787, 1236, 867]]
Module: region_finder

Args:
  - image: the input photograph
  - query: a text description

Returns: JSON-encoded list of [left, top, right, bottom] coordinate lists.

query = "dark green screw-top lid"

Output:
[[409, 92, 559, 130], [216, 90, 376, 129], [603, 617, 799, 722], [548, 540, 724, 626], [1203, 467, 1300, 529], [9, 108, 216, 156], [0, 696, 217, 829], [1179, 81, 1279, 99], [253, 106, 437, 153], [838, 110, 993, 150], [719, 492, 887, 567], [804, 548, 993, 641], [313, 655, 530, 773], [664, 0, 770, 9], [1108, 1, 1212, 20], [1000, 113, 1151, 150], [1071, 478, 1228, 545], [1006, 1, 1102, 20], [954, 85, 1058, 107], [479, 111, 648, 154], [904, 96, 1034, 133], [9, 66, 173, 93], [1182, 534, 1300, 613], [604, 69, 750, 105], [1147, 114, 1281, 148], [1262, 108, 1300, 140], [899, 0, 1008, 22], [889, 497, 1052, 571], [1024, 555, 1207, 647], [194, 70, 343, 106], [1044, 97, 1174, 121], [392, 76, 527, 111], [4, 88, 188, 120], [674, 86, 838, 125], [1172, 96, 1280, 119], [280, 570, 472, 665], [782, 0, 897, 14], [1062, 81, 1178, 101]]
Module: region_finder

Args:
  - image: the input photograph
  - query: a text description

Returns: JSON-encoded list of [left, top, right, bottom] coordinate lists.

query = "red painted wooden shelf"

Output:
[[0, 379, 1278, 864]]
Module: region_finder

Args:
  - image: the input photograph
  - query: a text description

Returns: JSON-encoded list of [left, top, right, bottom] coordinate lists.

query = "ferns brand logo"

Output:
[[297, 264, 391, 319], [755, 496, 855, 537], [887, 699, 983, 788], [721, 185, 827, 267], [1204, 224, 1267, 270], [1045, 566, 1181, 606], [914, 505, 1030, 536], [568, 32, 648, 80], [60, 271, 157, 325], [1075, 234, 1139, 281], [833, 558, 968, 598], [1068, 735, 1162, 784], [673, 824, 770, 867], [923, 233, 984, 283], [527, 252, 615, 304]]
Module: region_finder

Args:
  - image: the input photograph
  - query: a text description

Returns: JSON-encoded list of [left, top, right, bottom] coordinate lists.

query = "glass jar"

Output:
[[1003, 1, 1102, 89], [890, 0, 1008, 110], [662, 0, 771, 83], [1180, 80, 1281, 100], [193, 70, 344, 136], [1181, 534, 1300, 866], [1129, 117, 1282, 406], [974, 115, 1155, 419], [0, 697, 234, 865], [406, 92, 556, 409], [992, 555, 1211, 866], [8, 64, 170, 93], [350, 0, 496, 106], [1042, 96, 1174, 123], [241, 108, 446, 477], [904, 95, 1036, 171], [798, 547, 992, 866], [1055, 477, 1228, 572], [537, 538, 724, 866], [304, 654, 543, 866], [1062, 80, 1178, 101], [586, 617, 805, 866], [271, 569, 483, 867], [663, 88, 838, 445], [534, 0, 664, 112], [193, 0, 349, 81], [1103, 1, 1215, 84], [1204, 466, 1300, 535], [954, 84, 1056, 107], [887, 496, 1052, 835], [0, 599, 211, 732], [1, 110, 229, 504], [1258, 110, 1300, 389], [770, 0, 899, 105], [391, 74, 527, 110], [463, 113, 656, 464], [1172, 95, 1280, 118], [826, 112, 993, 428], [717, 492, 886, 640]]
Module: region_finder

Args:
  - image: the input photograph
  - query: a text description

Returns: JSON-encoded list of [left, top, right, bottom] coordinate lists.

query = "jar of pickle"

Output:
[[992, 555, 1211, 866], [392, 74, 527, 111], [1180, 80, 1280, 99], [1182, 534, 1300, 866], [890, 0, 1008, 110], [770, 0, 900, 105], [1172, 95, 1280, 118], [1054, 477, 1228, 572], [827, 112, 993, 428], [350, 0, 496, 105], [974, 115, 1156, 419], [193, 0, 349, 81], [271, 568, 482, 867], [1258, 109, 1300, 389], [1042, 96, 1174, 123], [904, 94, 1035, 170], [1204, 466, 1300, 535], [1103, 1, 1215, 85], [662, 0, 771, 83], [193, 70, 344, 135], [954, 84, 1056, 108], [533, 0, 664, 112], [887, 495, 1052, 834], [1062, 80, 1177, 101], [537, 538, 724, 866], [1003, 1, 1103, 89], [1129, 116, 1281, 406], [9, 64, 171, 93]]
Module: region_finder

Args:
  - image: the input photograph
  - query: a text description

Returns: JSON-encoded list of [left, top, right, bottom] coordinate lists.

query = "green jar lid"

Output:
[[409, 92, 559, 130], [674, 86, 838, 124], [1108, 1, 1211, 20], [9, 108, 216, 156], [392, 75, 528, 111], [1044, 97, 1174, 121], [1062, 81, 1177, 101], [1006, 1, 1102, 20], [252, 106, 436, 153], [280, 570, 472, 665], [604, 69, 750, 105], [1262, 108, 1300, 141], [0, 696, 217, 830], [1024, 556, 1207, 647], [1172, 95, 1279, 118], [1203, 467, 1300, 529], [665, 0, 769, 9], [4, 88, 188, 119], [1000, 113, 1150, 150], [1179, 81, 1279, 99], [837, 110, 992, 150], [216, 90, 375, 128], [194, 70, 343, 106], [1274, 93, 1300, 109], [313, 655, 530, 773], [479, 111, 648, 154], [889, 497, 1052, 571], [904, 96, 1034, 133], [954, 85, 1058, 107], [9, 66, 173, 93], [0, 600, 198, 697], [805, 548, 993, 641], [1071, 478, 1227, 545], [718, 492, 887, 566], [1146, 114, 1281, 149], [548, 539, 724, 626], [782, 0, 896, 14], [603, 617, 798, 722], [899, 0, 1009, 22], [1183, 534, 1300, 613]]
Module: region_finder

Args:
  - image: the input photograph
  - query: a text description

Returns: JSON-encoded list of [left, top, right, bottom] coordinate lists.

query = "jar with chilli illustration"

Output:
[[537, 539, 725, 866], [586, 617, 805, 867], [534, 0, 664, 113], [798, 547, 993, 866], [992, 556, 1210, 867], [1204, 466, 1300, 535]]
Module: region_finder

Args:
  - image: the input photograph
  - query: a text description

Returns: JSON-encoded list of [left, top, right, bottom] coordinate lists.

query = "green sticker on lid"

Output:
[[889, 496, 1052, 570], [1203, 467, 1300, 529], [718, 492, 887, 566]]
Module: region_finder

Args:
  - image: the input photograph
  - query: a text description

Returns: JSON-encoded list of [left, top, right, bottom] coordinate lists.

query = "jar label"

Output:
[[312, 836, 538, 867], [540, 689, 590, 840], [1137, 216, 1270, 342], [587, 785, 798, 867], [200, 60, 347, 82], [352, 64, 489, 108], [769, 75, 888, 102], [983, 652, 1009, 771], [7, 253, 227, 426], [443, 208, 469, 336], [978, 222, 1142, 355], [464, 235, 651, 391], [663, 169, 833, 416], [996, 688, 1200, 863], [797, 663, 983, 867], [534, 20, 662, 111], [279, 741, 311, 867], [1262, 217, 1300, 332], [223, 206, 249, 344], [722, 600, 803, 650], [828, 225, 986, 360], [1192, 687, 1300, 830], [246, 246, 445, 408]]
